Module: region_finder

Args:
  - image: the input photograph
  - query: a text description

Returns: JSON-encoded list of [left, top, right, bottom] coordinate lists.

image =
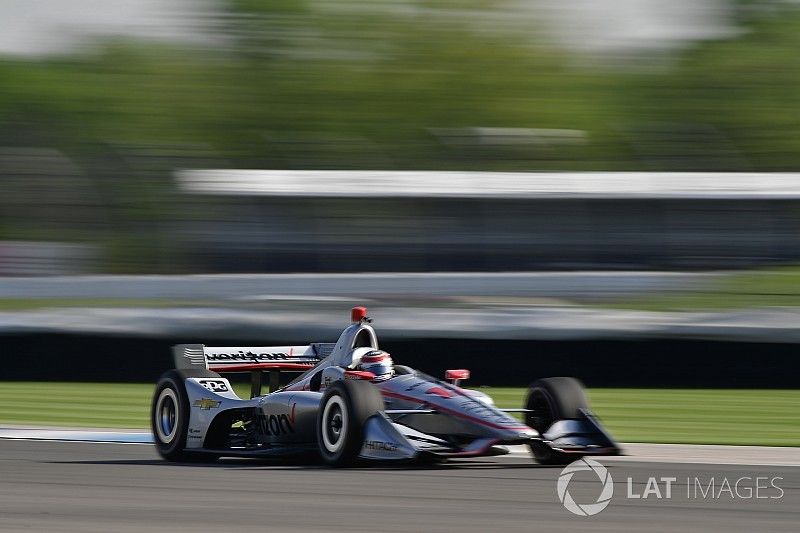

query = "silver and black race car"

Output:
[[151, 307, 619, 465]]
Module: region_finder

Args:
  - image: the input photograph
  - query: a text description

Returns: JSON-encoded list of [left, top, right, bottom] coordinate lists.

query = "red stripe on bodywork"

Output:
[[208, 362, 315, 372], [379, 389, 530, 432], [344, 370, 376, 380], [443, 439, 500, 457]]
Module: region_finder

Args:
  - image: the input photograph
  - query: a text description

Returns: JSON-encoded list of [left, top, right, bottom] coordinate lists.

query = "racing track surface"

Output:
[[1, 440, 797, 532]]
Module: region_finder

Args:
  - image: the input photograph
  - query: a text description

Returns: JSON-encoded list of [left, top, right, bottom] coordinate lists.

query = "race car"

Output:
[[151, 307, 619, 465]]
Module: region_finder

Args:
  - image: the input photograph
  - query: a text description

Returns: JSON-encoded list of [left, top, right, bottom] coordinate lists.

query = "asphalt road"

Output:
[[0, 440, 797, 532]]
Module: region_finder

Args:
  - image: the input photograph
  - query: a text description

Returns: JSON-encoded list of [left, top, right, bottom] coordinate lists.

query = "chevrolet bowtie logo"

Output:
[[193, 398, 221, 410]]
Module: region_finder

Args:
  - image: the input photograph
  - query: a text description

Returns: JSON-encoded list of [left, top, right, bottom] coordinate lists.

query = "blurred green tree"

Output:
[[1, 1, 800, 271]]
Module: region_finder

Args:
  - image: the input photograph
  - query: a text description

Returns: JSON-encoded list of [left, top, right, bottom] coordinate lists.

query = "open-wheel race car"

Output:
[[151, 307, 620, 465]]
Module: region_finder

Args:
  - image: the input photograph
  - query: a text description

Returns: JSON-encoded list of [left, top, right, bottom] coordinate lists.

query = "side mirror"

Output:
[[445, 369, 470, 386]]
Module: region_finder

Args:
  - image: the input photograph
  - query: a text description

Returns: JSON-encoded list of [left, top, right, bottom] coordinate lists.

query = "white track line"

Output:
[[0, 428, 152, 444], [1, 428, 798, 466], [505, 444, 800, 467]]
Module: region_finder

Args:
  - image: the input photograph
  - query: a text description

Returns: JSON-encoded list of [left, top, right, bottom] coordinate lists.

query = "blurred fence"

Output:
[[2, 332, 794, 388], [174, 170, 800, 272], [6, 162, 800, 273]]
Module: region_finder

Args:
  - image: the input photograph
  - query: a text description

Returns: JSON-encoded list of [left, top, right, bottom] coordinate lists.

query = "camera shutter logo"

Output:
[[557, 458, 614, 516]]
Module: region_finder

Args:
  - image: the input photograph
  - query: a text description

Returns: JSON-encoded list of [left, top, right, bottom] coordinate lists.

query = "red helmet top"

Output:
[[358, 350, 394, 381], [361, 350, 389, 363]]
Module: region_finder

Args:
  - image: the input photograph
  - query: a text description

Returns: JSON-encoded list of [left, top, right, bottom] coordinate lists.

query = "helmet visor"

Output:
[[361, 360, 392, 380]]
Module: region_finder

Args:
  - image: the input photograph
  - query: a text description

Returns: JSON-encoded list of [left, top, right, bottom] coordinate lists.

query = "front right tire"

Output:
[[151, 370, 192, 461], [151, 370, 219, 462], [524, 377, 589, 465]]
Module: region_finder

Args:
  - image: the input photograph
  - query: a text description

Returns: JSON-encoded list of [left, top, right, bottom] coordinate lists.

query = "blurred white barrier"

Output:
[[2, 303, 800, 342], [176, 170, 800, 199], [0, 241, 96, 276]]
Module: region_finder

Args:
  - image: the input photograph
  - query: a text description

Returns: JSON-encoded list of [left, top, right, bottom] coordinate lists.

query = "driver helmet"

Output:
[[358, 349, 394, 381]]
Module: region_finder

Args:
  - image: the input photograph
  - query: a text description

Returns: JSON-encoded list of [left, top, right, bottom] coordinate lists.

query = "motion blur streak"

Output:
[[1, 1, 800, 273], [0, 5, 798, 531]]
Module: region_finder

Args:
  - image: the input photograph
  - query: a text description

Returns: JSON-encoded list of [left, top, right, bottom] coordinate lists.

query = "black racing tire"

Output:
[[316, 380, 384, 466], [524, 377, 588, 465], [151, 370, 219, 462]]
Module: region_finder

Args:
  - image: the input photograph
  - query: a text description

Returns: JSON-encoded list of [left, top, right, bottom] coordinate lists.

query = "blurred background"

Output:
[[2, 0, 800, 390], [2, 0, 800, 273]]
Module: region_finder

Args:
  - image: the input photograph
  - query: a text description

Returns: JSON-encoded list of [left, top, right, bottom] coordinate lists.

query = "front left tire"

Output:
[[316, 380, 384, 466]]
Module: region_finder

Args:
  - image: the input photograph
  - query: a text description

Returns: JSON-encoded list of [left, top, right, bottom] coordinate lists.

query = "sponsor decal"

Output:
[[206, 351, 290, 362], [198, 379, 229, 393], [364, 440, 398, 452], [193, 398, 222, 410], [259, 403, 297, 436]]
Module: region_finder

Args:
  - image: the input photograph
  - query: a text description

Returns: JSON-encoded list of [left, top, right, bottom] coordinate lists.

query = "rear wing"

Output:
[[174, 343, 335, 371], [173, 343, 335, 396], [172, 306, 376, 397]]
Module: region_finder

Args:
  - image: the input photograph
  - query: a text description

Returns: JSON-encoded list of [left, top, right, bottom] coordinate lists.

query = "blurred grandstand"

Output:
[[173, 170, 800, 272]]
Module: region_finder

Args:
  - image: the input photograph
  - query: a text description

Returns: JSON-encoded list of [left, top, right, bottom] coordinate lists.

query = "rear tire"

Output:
[[524, 377, 588, 465], [316, 380, 384, 466], [151, 370, 218, 462]]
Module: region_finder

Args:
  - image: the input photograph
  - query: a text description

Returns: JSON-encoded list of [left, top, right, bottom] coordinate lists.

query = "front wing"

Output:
[[357, 410, 620, 461]]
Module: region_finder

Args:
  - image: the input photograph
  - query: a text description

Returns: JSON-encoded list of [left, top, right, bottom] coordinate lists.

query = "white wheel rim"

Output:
[[154, 388, 179, 443], [321, 395, 347, 454]]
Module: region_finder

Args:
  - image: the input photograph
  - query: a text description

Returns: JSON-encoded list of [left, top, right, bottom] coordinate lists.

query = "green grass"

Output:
[[0, 383, 797, 446], [486, 388, 800, 447], [605, 266, 800, 311]]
